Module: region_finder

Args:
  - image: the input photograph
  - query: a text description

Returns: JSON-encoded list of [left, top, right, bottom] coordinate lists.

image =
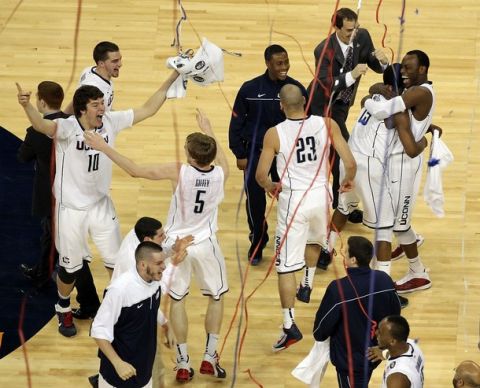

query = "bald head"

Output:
[[453, 360, 480, 387], [279, 84, 305, 112]]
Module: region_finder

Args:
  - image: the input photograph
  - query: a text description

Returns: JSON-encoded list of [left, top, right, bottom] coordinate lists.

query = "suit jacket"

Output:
[[309, 28, 384, 115], [17, 111, 69, 217]]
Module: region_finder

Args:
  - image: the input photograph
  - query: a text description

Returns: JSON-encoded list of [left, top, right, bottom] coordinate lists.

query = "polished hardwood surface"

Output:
[[1, 0, 479, 386]]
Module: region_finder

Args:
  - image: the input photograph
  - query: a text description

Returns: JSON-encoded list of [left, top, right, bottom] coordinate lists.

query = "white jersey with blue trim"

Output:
[[276, 115, 330, 191], [382, 339, 425, 388], [53, 110, 133, 210], [79, 66, 114, 111], [391, 82, 435, 154], [349, 95, 398, 163], [165, 164, 224, 243]]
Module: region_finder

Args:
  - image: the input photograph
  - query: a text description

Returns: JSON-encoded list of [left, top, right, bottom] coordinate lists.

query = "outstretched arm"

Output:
[[16, 83, 56, 137], [132, 70, 179, 125], [84, 131, 180, 181], [195, 109, 230, 182]]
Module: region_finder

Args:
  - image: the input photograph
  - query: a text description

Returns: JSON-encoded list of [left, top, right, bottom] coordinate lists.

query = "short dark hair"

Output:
[[347, 236, 373, 267], [134, 217, 162, 241], [72, 85, 104, 118], [37, 81, 64, 110], [135, 241, 163, 263], [332, 8, 358, 29], [385, 315, 410, 342], [383, 63, 403, 94], [264, 44, 287, 61], [406, 49, 430, 72], [93, 41, 120, 63], [186, 132, 217, 166]]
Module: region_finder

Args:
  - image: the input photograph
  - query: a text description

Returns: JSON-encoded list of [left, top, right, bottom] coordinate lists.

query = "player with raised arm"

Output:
[[16, 70, 179, 337], [85, 109, 229, 383]]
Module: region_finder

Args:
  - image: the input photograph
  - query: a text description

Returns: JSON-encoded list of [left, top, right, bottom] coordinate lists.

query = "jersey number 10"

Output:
[[88, 153, 100, 172]]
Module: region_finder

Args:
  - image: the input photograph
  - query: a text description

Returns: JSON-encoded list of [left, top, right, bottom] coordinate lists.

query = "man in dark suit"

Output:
[[308, 8, 389, 269], [18, 81, 68, 287], [309, 8, 389, 211]]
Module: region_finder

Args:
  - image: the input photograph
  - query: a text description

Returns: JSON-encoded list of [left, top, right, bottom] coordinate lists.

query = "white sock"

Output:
[[176, 343, 189, 365], [408, 256, 426, 273], [328, 231, 339, 252], [205, 333, 219, 358], [301, 267, 316, 288], [282, 308, 295, 329], [376, 261, 392, 276]]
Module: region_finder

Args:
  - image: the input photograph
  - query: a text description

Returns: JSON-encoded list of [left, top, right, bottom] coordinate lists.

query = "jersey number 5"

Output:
[[194, 190, 206, 213], [296, 136, 317, 163]]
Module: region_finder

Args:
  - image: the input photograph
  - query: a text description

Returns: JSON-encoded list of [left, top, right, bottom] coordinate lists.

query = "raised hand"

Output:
[[16, 82, 32, 107], [195, 108, 214, 136]]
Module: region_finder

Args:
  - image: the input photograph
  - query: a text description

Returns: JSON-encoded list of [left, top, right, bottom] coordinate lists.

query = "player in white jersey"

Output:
[[255, 84, 356, 351], [365, 50, 436, 294], [16, 69, 179, 337], [84, 109, 229, 383], [65, 41, 121, 114], [368, 315, 424, 388]]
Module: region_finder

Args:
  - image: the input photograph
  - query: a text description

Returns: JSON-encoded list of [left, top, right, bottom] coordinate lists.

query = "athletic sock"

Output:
[[282, 308, 295, 329], [301, 267, 316, 288], [407, 255, 426, 273], [57, 291, 71, 309], [376, 261, 392, 276], [205, 333, 219, 358], [328, 231, 339, 252], [176, 343, 189, 366]]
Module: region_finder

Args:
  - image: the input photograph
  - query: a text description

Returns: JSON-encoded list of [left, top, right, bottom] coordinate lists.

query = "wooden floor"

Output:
[[1, 0, 479, 386]]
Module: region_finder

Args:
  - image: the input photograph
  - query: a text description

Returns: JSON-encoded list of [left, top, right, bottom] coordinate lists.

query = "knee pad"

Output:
[[57, 266, 77, 284], [376, 228, 393, 243], [395, 228, 416, 245]]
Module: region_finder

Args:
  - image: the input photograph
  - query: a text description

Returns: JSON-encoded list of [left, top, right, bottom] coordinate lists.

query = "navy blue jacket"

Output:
[[313, 267, 401, 373], [228, 71, 307, 159]]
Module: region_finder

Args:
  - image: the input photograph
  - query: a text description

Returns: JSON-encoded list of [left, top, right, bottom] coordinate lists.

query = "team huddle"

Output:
[[15, 6, 479, 388]]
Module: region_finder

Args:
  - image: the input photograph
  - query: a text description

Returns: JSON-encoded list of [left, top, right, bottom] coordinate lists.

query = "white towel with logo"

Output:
[[291, 339, 330, 387], [166, 38, 224, 98], [423, 130, 453, 217]]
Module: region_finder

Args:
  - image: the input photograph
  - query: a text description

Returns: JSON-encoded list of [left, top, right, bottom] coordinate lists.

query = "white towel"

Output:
[[166, 38, 224, 98], [291, 339, 330, 387], [423, 130, 453, 217]]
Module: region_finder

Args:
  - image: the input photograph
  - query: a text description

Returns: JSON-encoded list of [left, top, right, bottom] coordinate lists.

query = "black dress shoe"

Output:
[[20, 264, 37, 279], [398, 295, 409, 309], [88, 374, 99, 388], [347, 209, 363, 224], [72, 307, 97, 320]]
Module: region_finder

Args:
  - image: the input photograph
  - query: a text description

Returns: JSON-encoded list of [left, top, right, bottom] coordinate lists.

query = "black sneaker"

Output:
[[200, 352, 226, 378], [88, 374, 99, 388], [272, 323, 303, 352], [72, 307, 97, 320], [296, 284, 312, 303], [55, 305, 77, 337], [348, 209, 363, 224], [317, 248, 332, 270], [398, 294, 409, 309]]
